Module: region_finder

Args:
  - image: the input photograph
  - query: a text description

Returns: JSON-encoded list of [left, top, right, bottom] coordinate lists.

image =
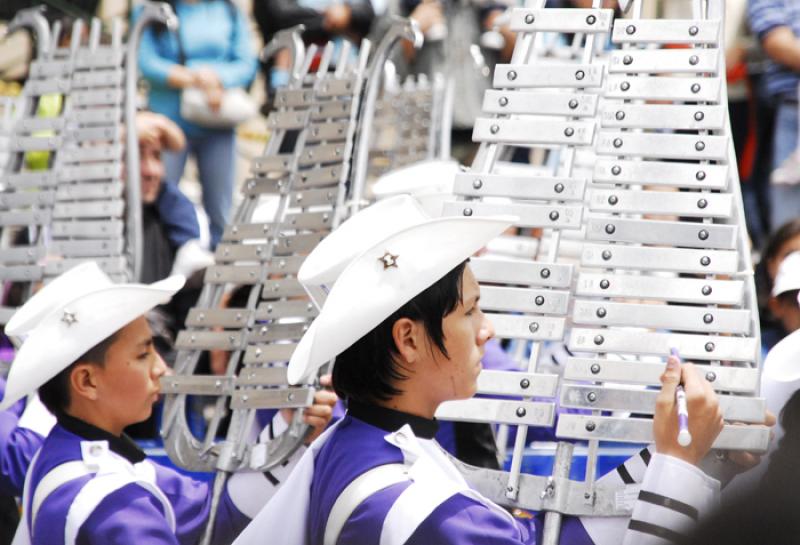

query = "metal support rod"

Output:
[[541, 442, 574, 545], [125, 2, 178, 281]]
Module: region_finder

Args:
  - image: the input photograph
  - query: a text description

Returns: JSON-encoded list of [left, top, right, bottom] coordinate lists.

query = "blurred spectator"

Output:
[[136, 111, 212, 284], [747, 0, 800, 231], [757, 219, 800, 352], [397, 0, 515, 164], [0, 1, 99, 20], [136, 0, 258, 248], [726, 0, 772, 245], [768, 252, 800, 342], [253, 0, 375, 110]]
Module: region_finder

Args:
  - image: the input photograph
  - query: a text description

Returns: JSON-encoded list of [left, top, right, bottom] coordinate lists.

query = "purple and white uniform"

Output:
[[309, 402, 579, 544], [20, 412, 288, 545], [237, 401, 721, 545], [0, 379, 46, 497]]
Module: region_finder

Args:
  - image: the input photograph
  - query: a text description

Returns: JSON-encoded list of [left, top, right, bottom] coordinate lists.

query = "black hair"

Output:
[[762, 218, 800, 293], [38, 332, 118, 415], [754, 219, 800, 334], [332, 261, 468, 405], [776, 289, 800, 309]]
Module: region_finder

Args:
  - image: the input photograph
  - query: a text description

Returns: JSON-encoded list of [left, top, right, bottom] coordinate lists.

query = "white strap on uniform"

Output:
[[14, 446, 176, 545], [63, 462, 175, 545], [378, 471, 464, 545], [323, 464, 409, 545], [11, 450, 42, 545], [31, 461, 94, 531], [12, 454, 94, 544]]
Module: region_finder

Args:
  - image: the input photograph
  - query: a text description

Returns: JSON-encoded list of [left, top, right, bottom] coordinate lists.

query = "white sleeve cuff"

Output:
[[623, 453, 720, 545]]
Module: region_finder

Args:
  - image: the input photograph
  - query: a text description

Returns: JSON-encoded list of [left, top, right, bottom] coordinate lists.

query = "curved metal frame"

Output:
[[6, 6, 50, 58], [125, 1, 178, 281], [349, 17, 422, 212]]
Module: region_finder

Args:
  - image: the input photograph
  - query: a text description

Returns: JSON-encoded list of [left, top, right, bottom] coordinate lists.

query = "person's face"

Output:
[[93, 316, 169, 434], [769, 292, 800, 334], [426, 266, 495, 402], [140, 142, 164, 205], [768, 234, 800, 281]]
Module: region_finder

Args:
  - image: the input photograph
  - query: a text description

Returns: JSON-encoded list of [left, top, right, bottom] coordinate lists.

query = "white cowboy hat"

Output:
[[772, 251, 800, 297], [370, 159, 460, 217], [298, 195, 429, 287], [287, 211, 515, 385], [764, 328, 800, 384], [5, 262, 105, 339], [0, 262, 185, 410]]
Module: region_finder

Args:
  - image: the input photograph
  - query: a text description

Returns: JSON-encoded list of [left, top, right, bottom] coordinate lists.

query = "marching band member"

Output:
[[0, 262, 336, 545], [235, 198, 726, 545]]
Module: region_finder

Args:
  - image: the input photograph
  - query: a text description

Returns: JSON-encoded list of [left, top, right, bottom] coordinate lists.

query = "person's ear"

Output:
[[70, 363, 100, 403], [392, 317, 422, 365]]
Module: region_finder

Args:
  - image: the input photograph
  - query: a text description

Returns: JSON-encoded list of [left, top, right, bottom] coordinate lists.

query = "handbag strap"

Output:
[[173, 0, 238, 66]]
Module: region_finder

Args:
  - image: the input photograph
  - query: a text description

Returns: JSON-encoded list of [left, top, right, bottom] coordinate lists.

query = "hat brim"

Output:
[[287, 215, 514, 384], [0, 275, 184, 410]]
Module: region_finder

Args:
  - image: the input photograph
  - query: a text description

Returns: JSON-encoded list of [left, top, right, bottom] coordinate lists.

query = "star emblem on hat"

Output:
[[61, 310, 78, 327], [378, 251, 399, 270]]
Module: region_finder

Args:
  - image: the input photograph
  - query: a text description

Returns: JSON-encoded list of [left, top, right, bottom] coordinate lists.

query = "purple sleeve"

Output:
[[408, 494, 596, 545], [408, 493, 535, 544], [0, 407, 44, 497], [154, 464, 250, 545], [78, 484, 181, 545]]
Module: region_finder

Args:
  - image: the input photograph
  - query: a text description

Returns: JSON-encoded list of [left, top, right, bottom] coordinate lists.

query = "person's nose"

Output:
[[153, 352, 171, 379], [478, 312, 495, 345]]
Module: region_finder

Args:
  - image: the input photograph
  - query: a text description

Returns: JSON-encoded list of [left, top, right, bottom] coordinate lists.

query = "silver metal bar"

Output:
[[493, 63, 604, 89], [509, 8, 614, 33], [556, 415, 770, 452], [560, 384, 764, 423], [564, 357, 759, 393], [482, 90, 599, 117], [593, 159, 728, 189], [436, 399, 556, 427], [575, 272, 743, 305], [568, 327, 758, 362], [572, 300, 751, 334], [612, 19, 720, 45]]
